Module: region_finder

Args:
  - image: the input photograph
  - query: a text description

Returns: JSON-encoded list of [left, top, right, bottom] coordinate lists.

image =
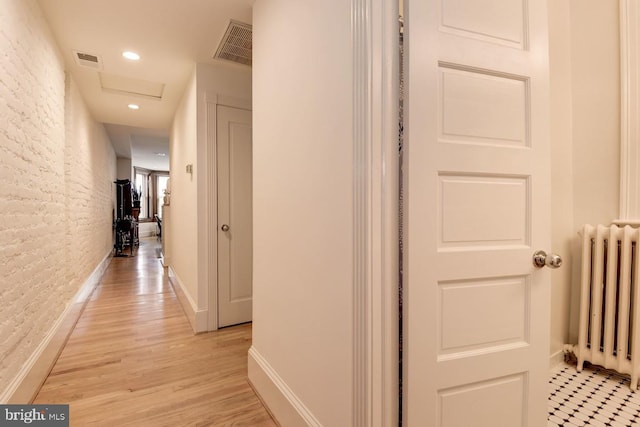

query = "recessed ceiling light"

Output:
[[128, 104, 139, 110], [122, 51, 140, 61]]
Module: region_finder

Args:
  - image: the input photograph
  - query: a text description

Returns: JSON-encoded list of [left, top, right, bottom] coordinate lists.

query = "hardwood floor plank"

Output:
[[33, 239, 276, 427]]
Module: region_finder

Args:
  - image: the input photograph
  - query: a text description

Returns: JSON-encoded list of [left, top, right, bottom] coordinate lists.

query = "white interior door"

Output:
[[403, 0, 551, 425], [217, 105, 253, 328]]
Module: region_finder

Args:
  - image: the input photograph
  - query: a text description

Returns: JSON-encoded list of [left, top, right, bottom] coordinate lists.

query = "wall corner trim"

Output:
[[0, 251, 112, 404], [352, 0, 400, 425], [168, 267, 208, 333], [352, 0, 374, 424], [620, 0, 640, 221], [248, 347, 322, 427]]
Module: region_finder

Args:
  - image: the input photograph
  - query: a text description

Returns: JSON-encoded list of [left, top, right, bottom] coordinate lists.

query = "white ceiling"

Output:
[[37, 0, 254, 169], [105, 123, 170, 171]]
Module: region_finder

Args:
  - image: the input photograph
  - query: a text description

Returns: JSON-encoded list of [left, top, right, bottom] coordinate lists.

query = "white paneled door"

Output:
[[217, 105, 253, 328], [404, 0, 551, 425]]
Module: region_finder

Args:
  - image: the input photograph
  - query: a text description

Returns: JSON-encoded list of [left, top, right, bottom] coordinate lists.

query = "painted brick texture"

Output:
[[0, 0, 116, 394], [64, 78, 116, 295]]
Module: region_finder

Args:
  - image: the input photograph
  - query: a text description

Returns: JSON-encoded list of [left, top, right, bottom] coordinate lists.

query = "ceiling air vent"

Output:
[[73, 50, 103, 70], [213, 20, 252, 67]]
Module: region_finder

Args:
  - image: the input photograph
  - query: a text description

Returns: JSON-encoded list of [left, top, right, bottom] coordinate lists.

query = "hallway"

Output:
[[33, 239, 275, 426]]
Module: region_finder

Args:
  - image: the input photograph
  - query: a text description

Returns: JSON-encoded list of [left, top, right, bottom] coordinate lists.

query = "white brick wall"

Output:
[[64, 77, 116, 295], [0, 0, 116, 393]]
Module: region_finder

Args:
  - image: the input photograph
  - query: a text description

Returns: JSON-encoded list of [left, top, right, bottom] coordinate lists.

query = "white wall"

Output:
[[250, 0, 355, 425], [571, 1, 620, 345], [169, 70, 198, 303], [0, 0, 116, 398], [64, 76, 117, 289], [568, 0, 621, 343], [168, 62, 251, 330], [116, 157, 132, 180], [570, 0, 620, 230], [548, 0, 621, 352], [548, 0, 575, 363]]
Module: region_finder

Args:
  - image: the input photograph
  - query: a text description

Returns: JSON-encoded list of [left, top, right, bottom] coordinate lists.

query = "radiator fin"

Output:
[[577, 224, 640, 390]]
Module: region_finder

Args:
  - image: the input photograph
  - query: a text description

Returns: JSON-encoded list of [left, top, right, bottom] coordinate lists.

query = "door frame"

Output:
[[352, 0, 400, 425], [205, 94, 252, 332]]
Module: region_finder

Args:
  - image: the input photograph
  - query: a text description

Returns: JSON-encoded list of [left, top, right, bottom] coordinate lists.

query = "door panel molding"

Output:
[[403, 0, 551, 424]]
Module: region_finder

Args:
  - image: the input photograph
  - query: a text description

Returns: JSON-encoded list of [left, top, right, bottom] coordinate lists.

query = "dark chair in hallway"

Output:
[[155, 214, 162, 240], [113, 179, 137, 256]]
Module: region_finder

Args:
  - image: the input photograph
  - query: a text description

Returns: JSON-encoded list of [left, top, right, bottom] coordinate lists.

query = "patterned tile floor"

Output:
[[549, 363, 640, 426]]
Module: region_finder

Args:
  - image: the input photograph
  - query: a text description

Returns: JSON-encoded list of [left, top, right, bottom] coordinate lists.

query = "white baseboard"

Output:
[[167, 267, 207, 333], [248, 347, 321, 427], [0, 251, 112, 404]]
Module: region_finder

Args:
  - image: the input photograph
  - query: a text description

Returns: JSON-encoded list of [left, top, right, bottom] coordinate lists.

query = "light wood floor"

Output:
[[34, 238, 276, 427]]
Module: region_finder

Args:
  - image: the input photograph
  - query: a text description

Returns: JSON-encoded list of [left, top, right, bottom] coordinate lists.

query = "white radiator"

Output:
[[576, 224, 640, 390]]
